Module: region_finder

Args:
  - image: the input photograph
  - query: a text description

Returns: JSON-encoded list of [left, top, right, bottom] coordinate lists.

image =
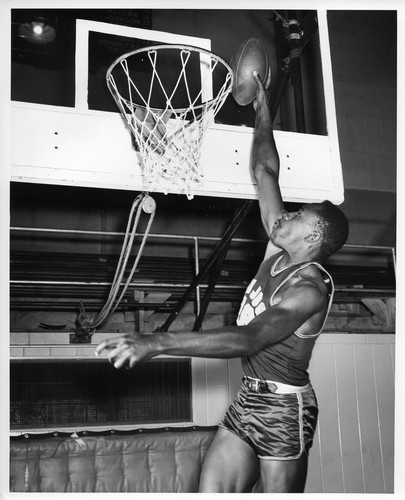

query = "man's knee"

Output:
[[199, 473, 259, 493]]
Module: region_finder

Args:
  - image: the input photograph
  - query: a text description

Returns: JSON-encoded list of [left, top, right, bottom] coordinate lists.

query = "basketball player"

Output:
[[96, 71, 349, 493]]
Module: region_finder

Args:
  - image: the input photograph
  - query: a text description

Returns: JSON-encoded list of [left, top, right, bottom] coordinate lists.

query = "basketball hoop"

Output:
[[106, 44, 233, 199]]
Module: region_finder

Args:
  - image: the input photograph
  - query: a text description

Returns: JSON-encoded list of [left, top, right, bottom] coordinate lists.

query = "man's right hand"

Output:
[[252, 70, 271, 111]]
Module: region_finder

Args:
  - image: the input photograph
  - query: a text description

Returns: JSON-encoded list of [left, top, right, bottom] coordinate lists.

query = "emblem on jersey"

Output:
[[237, 279, 266, 326]]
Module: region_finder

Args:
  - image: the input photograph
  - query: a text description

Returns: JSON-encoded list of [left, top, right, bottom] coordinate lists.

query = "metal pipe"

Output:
[[391, 247, 396, 275], [9, 281, 394, 296], [10, 279, 244, 289], [288, 11, 306, 132], [342, 243, 395, 251], [10, 226, 396, 252], [194, 237, 201, 317], [10, 226, 259, 244], [192, 234, 232, 332], [191, 199, 253, 331]]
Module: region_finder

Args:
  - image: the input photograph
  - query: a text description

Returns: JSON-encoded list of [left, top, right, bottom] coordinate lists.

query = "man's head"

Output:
[[270, 200, 349, 262], [308, 201, 349, 261]]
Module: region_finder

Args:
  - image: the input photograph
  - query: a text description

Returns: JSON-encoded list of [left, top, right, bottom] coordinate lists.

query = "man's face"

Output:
[[270, 206, 320, 248]]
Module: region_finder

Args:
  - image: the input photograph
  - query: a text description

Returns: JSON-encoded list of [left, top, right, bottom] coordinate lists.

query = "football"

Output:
[[230, 38, 269, 106]]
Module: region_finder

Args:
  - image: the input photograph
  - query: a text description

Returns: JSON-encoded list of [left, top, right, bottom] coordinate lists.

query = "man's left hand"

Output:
[[95, 332, 157, 369]]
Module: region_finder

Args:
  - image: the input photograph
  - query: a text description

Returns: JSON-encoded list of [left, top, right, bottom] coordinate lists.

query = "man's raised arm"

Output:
[[251, 71, 285, 238]]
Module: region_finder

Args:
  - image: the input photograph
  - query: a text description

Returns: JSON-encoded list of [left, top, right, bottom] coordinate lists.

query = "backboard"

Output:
[[10, 11, 344, 204]]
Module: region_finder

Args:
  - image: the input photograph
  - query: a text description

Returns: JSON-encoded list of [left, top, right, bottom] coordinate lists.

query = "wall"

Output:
[[316, 17, 396, 492], [307, 333, 395, 493], [327, 10, 396, 247]]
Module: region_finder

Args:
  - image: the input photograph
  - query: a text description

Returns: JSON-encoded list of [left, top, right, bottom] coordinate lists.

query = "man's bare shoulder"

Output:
[[273, 265, 328, 317], [295, 264, 329, 295]]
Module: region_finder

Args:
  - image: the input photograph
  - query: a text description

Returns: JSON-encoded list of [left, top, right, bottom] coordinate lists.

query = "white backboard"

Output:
[[10, 12, 344, 204]]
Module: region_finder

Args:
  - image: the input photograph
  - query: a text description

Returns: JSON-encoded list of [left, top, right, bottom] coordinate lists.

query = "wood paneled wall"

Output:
[[306, 334, 395, 493]]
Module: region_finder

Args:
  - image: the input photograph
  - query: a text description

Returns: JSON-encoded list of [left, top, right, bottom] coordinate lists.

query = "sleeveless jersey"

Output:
[[236, 251, 334, 386]]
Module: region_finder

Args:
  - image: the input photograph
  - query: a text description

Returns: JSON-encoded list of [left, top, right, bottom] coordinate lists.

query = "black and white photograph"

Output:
[[1, 0, 401, 496]]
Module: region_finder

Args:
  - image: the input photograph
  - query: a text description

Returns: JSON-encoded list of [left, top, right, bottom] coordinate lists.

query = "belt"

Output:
[[243, 375, 311, 394]]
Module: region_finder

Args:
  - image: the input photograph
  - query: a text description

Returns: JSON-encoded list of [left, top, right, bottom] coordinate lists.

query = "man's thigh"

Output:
[[198, 427, 260, 493], [259, 454, 309, 493]]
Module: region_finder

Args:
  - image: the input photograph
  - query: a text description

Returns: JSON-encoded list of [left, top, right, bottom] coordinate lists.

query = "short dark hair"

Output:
[[308, 200, 349, 261]]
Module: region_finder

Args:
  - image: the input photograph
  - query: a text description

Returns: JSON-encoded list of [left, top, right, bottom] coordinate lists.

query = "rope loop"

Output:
[[77, 193, 156, 333]]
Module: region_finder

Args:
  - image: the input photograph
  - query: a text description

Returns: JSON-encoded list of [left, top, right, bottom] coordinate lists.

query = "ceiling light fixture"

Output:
[[18, 17, 56, 45]]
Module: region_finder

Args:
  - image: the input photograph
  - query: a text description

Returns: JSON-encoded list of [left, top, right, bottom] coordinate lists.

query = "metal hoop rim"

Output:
[[106, 43, 234, 114]]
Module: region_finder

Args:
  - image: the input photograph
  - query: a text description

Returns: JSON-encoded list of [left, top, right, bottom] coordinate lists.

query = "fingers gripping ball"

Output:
[[230, 38, 270, 106]]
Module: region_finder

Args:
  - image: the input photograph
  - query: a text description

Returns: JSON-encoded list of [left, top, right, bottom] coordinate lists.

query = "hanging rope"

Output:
[[77, 193, 156, 335]]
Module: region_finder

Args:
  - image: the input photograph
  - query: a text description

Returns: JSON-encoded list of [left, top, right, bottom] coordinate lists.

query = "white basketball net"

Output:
[[107, 44, 233, 199]]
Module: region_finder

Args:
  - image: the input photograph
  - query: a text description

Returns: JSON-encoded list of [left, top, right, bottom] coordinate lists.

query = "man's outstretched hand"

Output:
[[252, 70, 271, 111], [95, 332, 158, 369]]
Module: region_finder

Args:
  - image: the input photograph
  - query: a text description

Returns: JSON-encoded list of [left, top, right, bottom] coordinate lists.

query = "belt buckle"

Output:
[[245, 377, 277, 393], [245, 377, 259, 391], [251, 379, 260, 391]]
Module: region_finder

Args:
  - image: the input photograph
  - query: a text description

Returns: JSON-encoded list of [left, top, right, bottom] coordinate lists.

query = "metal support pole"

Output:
[[192, 215, 236, 332], [155, 200, 254, 332], [192, 238, 232, 332], [270, 65, 292, 120], [194, 237, 201, 317], [271, 11, 317, 127], [288, 10, 306, 132], [392, 247, 396, 275]]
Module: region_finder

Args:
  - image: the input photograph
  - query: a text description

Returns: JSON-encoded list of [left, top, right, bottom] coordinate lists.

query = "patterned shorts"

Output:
[[219, 379, 318, 460]]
